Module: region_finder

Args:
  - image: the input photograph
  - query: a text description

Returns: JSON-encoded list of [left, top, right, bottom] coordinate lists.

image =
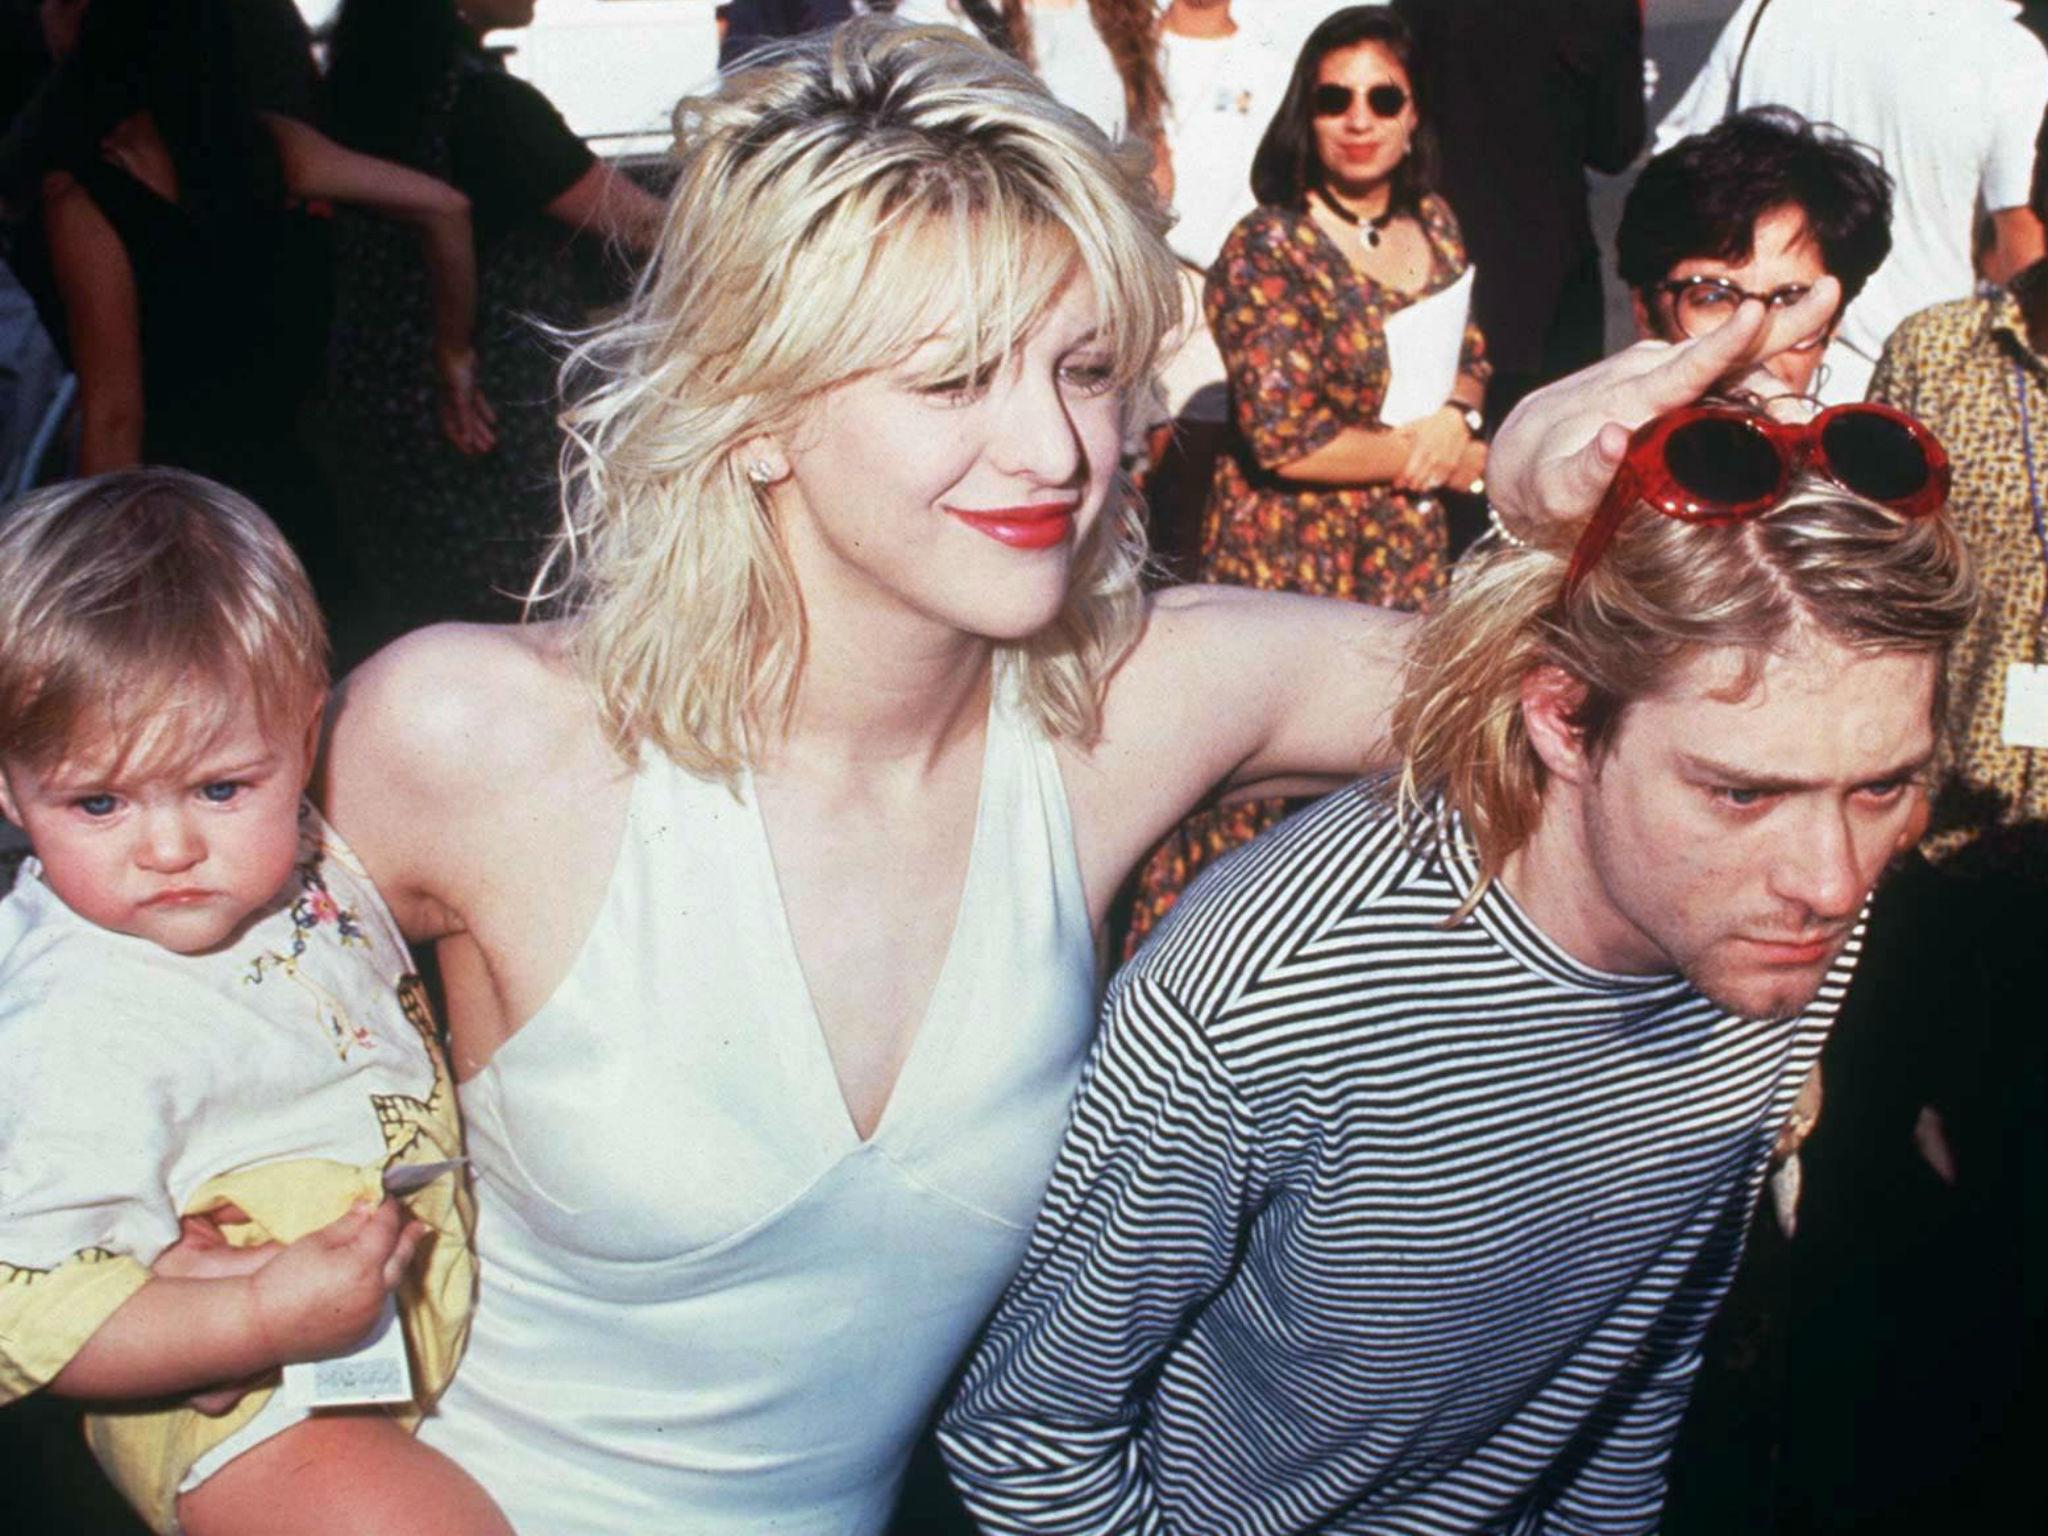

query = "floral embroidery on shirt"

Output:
[[244, 856, 375, 1059]]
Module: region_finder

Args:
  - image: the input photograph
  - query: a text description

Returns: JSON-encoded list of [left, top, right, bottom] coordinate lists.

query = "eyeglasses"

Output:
[[1562, 402, 1950, 598], [1312, 82, 1408, 119], [1650, 276, 1830, 351]]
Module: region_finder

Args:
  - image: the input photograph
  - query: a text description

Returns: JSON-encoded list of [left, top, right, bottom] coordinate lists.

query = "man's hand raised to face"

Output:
[[1488, 279, 1844, 531]]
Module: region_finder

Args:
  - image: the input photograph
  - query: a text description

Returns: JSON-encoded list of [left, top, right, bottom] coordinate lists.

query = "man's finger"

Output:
[[1541, 421, 1630, 519], [1620, 300, 1773, 418], [1754, 275, 1841, 363], [1619, 276, 1843, 418]]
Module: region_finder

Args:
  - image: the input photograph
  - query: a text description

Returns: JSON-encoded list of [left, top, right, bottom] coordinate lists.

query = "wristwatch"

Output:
[[1455, 404, 1485, 437]]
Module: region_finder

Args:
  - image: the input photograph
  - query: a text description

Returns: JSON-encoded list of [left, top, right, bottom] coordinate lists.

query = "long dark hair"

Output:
[[325, 0, 471, 163], [43, 0, 284, 222], [969, 1, 1164, 136], [1249, 5, 1436, 216]]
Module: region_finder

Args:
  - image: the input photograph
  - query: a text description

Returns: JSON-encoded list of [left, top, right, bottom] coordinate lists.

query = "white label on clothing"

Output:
[[278, 1293, 414, 1409], [382, 1157, 466, 1196], [2001, 663, 2048, 749]]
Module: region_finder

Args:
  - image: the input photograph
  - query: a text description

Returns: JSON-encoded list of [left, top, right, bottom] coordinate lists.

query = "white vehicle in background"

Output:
[[296, 0, 721, 159], [496, 0, 720, 157]]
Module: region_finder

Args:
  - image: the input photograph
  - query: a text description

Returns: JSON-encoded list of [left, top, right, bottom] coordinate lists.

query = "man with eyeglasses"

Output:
[[1653, 0, 2047, 407], [1617, 108, 1892, 405], [939, 295, 1977, 1534]]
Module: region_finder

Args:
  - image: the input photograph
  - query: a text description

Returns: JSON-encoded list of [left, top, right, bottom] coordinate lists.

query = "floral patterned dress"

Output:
[[1127, 194, 1488, 953]]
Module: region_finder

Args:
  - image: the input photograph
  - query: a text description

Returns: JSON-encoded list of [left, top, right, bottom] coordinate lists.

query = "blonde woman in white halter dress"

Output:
[[298, 19, 1841, 1534]]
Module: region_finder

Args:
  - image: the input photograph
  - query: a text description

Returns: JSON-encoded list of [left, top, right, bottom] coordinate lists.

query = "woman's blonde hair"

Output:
[[0, 467, 328, 777], [543, 19, 1182, 777], [1394, 474, 1976, 895]]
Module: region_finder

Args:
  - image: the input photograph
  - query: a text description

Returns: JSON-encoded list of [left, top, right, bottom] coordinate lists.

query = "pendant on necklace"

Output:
[[1318, 187, 1392, 249]]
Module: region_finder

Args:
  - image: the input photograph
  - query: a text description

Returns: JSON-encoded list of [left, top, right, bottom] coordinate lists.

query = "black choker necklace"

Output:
[[1317, 188, 1395, 247]]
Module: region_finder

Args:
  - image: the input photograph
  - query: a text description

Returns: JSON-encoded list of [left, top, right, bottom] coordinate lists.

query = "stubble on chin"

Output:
[[1681, 945, 1842, 1024]]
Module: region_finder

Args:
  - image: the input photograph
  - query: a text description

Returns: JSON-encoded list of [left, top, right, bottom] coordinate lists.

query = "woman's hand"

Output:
[[1395, 405, 1472, 492], [436, 345, 498, 456], [1486, 279, 1842, 532], [242, 1199, 426, 1367], [1451, 437, 1486, 494]]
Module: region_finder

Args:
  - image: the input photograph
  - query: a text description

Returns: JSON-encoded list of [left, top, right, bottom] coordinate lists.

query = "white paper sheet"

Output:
[[1377, 266, 1475, 427]]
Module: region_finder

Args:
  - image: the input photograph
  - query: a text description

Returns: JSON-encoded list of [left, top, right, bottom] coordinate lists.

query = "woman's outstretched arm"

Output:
[[261, 114, 496, 456]]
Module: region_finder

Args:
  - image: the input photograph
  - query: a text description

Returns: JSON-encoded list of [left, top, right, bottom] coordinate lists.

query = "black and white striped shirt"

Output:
[[941, 781, 1852, 1535]]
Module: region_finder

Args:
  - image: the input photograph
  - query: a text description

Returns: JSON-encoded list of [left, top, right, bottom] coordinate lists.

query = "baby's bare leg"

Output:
[[176, 1414, 513, 1536]]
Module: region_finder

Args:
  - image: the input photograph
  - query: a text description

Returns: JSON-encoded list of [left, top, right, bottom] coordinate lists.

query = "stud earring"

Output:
[[746, 459, 776, 486]]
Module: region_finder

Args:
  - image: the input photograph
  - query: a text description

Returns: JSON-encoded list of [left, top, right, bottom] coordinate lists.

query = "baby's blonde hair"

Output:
[[541, 19, 1183, 778], [0, 468, 327, 777]]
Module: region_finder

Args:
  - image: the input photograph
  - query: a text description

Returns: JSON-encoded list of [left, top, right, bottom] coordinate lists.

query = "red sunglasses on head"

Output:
[[1562, 402, 1950, 598]]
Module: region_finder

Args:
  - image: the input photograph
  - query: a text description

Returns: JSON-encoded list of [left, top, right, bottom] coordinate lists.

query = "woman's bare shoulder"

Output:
[[330, 621, 592, 777], [319, 622, 618, 921]]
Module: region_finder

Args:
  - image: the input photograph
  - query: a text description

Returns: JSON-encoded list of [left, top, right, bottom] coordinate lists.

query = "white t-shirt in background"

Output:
[[1027, 2, 1129, 139], [1159, 14, 1296, 268]]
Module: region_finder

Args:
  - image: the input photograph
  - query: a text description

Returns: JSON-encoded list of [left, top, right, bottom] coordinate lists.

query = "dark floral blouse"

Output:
[[1126, 193, 1488, 956], [1199, 192, 1489, 608]]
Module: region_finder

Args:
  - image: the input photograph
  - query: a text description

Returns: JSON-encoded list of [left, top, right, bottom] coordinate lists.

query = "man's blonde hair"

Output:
[[0, 468, 327, 776], [542, 19, 1183, 777], [1394, 475, 1976, 889]]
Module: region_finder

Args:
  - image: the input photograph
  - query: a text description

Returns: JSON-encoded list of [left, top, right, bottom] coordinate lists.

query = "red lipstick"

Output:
[[946, 502, 1077, 551]]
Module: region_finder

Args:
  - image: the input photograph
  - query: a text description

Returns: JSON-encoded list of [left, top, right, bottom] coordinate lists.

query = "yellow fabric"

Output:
[[82, 1149, 474, 1536], [0, 1246, 153, 1401]]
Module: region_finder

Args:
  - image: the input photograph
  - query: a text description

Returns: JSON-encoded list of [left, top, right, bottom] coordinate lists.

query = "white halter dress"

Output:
[[418, 678, 1097, 1534]]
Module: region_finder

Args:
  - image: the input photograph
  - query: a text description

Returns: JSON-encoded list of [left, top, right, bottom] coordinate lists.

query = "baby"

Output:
[[0, 470, 508, 1534]]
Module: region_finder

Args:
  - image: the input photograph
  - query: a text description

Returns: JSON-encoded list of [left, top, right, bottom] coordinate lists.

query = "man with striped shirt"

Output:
[[941, 450, 1975, 1534]]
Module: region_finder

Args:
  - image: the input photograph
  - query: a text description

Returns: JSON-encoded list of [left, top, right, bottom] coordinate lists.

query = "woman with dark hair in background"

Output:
[[24, 0, 483, 623], [324, 0, 666, 645], [1125, 4, 1487, 951]]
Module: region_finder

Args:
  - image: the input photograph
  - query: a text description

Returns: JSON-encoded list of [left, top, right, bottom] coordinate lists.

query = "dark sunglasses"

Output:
[[1563, 403, 1949, 598], [1311, 82, 1408, 120]]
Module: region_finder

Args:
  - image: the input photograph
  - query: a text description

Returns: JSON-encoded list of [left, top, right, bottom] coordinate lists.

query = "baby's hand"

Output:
[[245, 1198, 426, 1365]]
